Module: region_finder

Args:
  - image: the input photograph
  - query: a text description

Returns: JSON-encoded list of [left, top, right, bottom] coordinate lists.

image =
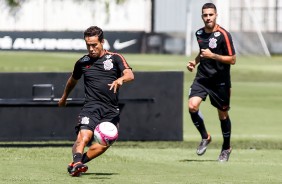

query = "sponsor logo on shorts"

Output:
[[81, 117, 90, 124]]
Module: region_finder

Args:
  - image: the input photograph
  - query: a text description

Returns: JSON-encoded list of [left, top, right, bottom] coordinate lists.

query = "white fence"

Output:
[[0, 0, 152, 32]]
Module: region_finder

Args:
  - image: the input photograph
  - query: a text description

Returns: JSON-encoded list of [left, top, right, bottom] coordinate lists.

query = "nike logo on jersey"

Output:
[[113, 39, 137, 50]]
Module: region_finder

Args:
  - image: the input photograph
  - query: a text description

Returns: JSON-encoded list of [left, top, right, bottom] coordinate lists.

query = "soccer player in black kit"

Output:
[[58, 26, 134, 176], [187, 3, 236, 162]]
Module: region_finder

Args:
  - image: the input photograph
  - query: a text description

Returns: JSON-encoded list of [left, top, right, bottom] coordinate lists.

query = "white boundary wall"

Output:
[[0, 0, 151, 32]]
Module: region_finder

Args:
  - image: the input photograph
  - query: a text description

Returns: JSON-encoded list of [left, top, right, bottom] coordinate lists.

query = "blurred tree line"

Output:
[[4, 0, 127, 9]]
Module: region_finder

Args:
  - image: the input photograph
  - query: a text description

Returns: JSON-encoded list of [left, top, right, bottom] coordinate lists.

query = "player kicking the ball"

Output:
[[59, 26, 134, 176], [186, 3, 236, 162]]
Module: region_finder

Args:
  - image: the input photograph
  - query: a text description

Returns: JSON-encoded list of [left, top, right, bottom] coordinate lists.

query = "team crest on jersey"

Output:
[[103, 59, 113, 70], [214, 32, 221, 37], [197, 30, 203, 35], [209, 38, 217, 49], [81, 56, 90, 62]]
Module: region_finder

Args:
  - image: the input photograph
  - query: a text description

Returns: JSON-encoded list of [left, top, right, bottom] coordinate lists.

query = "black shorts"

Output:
[[189, 78, 231, 111], [75, 102, 120, 134]]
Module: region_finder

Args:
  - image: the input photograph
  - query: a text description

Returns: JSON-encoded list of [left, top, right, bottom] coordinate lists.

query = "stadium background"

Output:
[[1, 0, 282, 55]]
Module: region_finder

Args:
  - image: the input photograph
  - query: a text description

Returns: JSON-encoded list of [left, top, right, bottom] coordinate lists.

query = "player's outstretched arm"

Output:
[[108, 69, 134, 93], [58, 75, 78, 107]]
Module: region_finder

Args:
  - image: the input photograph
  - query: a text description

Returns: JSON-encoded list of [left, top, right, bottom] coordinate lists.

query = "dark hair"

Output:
[[84, 26, 104, 42], [202, 3, 217, 13]]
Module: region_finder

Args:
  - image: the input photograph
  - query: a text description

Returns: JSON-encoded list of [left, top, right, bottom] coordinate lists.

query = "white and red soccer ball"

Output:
[[94, 122, 118, 146]]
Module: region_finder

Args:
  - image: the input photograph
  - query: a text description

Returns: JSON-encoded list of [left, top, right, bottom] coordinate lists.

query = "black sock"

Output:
[[81, 152, 91, 164], [190, 110, 208, 139], [220, 117, 231, 150], [73, 153, 83, 163]]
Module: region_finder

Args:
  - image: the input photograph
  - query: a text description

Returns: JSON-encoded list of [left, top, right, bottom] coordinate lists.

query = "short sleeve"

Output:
[[72, 61, 83, 80], [114, 53, 132, 72]]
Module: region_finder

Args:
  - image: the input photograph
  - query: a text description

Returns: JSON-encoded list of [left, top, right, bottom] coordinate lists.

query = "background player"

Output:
[[187, 3, 236, 162]]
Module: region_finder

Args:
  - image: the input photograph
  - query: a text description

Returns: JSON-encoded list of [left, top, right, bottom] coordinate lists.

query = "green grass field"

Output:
[[0, 51, 282, 183]]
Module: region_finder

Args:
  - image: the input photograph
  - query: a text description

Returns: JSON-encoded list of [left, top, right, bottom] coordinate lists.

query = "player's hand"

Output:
[[108, 78, 123, 93], [58, 98, 67, 107], [187, 60, 196, 72], [200, 48, 213, 58]]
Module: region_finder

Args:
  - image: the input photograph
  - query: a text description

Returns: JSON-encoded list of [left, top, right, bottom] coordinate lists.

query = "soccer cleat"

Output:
[[218, 147, 232, 162], [196, 133, 212, 156], [67, 162, 74, 174], [69, 162, 88, 177]]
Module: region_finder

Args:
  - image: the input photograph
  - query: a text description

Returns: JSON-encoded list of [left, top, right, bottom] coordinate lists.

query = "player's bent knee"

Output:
[[188, 97, 201, 112], [188, 102, 199, 113]]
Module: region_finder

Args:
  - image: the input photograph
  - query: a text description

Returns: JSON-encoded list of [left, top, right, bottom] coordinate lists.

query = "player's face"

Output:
[[202, 8, 217, 31], [85, 36, 104, 58]]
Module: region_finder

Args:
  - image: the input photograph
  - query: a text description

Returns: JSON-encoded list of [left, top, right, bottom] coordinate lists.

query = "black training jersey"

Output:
[[195, 25, 235, 86], [72, 50, 131, 110]]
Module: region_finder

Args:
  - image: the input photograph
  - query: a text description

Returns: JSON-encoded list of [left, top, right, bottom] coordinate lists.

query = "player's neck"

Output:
[[205, 24, 219, 33], [99, 49, 106, 58]]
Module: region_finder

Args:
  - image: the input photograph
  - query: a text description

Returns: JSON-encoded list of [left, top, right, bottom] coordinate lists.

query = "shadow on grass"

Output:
[[84, 172, 119, 176], [83, 172, 119, 179], [179, 159, 217, 162]]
